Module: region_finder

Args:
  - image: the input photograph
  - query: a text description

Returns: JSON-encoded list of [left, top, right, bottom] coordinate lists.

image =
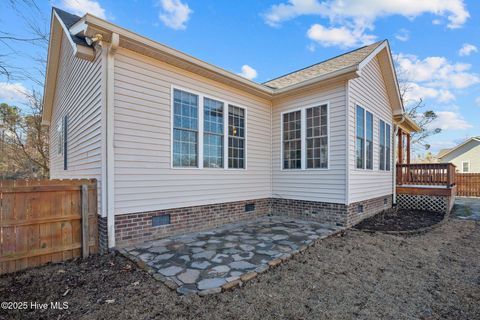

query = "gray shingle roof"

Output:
[[53, 7, 88, 46], [263, 41, 385, 89]]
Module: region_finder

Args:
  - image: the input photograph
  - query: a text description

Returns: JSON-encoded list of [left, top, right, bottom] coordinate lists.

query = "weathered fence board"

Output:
[[457, 173, 480, 197], [0, 179, 98, 274]]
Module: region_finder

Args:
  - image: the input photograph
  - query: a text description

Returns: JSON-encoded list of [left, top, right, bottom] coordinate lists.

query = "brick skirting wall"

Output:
[[271, 195, 392, 228], [346, 195, 392, 227], [104, 195, 392, 249], [114, 198, 271, 247]]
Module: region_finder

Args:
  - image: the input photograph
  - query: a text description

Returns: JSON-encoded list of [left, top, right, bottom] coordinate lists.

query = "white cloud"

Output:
[[459, 43, 478, 56], [396, 54, 480, 90], [475, 97, 480, 107], [237, 65, 257, 80], [60, 0, 106, 19], [264, 0, 469, 29], [395, 28, 410, 42], [429, 111, 472, 130], [402, 82, 455, 104], [0, 82, 29, 102], [307, 24, 376, 48], [158, 0, 192, 30]]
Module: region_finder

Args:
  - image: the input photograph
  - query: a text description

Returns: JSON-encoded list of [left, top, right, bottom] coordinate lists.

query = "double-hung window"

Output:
[[282, 104, 329, 170], [462, 161, 470, 173], [203, 97, 224, 168], [282, 110, 302, 169], [173, 89, 199, 167], [172, 87, 246, 169], [228, 105, 246, 169], [306, 105, 328, 169], [356, 106, 373, 170], [379, 120, 391, 171]]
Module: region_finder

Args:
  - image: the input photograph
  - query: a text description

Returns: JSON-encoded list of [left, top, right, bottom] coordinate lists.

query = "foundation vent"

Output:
[[245, 203, 255, 212], [152, 214, 171, 227]]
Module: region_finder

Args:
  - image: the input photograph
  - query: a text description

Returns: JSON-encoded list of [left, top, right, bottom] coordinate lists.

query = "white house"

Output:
[[42, 8, 420, 250], [437, 137, 480, 173]]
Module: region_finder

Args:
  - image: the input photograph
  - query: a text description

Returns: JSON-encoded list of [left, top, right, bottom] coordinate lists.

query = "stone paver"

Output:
[[454, 197, 480, 221], [121, 216, 344, 295]]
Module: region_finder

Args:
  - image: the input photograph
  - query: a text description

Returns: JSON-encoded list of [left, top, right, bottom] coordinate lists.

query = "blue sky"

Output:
[[1, 0, 479, 157]]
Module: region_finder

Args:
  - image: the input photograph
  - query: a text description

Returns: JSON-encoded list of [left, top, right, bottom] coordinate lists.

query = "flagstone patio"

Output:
[[119, 216, 344, 295]]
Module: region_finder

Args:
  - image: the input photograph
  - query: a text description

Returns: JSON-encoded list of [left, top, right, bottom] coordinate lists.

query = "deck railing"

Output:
[[396, 163, 456, 187]]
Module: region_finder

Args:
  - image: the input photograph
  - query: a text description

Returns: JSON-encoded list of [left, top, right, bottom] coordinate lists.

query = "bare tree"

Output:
[[0, 93, 49, 178], [395, 59, 441, 153], [0, 0, 50, 178]]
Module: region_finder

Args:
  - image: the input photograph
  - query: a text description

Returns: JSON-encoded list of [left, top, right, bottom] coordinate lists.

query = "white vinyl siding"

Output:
[[113, 48, 271, 215], [348, 56, 394, 203], [49, 33, 103, 211], [273, 82, 346, 204], [439, 140, 480, 173]]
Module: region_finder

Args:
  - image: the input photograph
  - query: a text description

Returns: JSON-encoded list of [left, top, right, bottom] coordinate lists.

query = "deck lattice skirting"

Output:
[[106, 195, 393, 248], [396, 186, 456, 214]]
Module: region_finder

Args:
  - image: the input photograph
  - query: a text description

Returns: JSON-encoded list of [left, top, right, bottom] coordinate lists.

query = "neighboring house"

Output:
[[437, 137, 480, 173], [42, 8, 419, 250]]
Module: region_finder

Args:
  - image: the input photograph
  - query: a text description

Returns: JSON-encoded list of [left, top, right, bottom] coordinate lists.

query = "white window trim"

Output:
[[378, 117, 392, 172], [170, 85, 247, 170], [355, 105, 374, 171], [462, 161, 470, 173], [280, 102, 330, 171]]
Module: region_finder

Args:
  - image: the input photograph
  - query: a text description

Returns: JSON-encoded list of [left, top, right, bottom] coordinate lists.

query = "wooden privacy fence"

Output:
[[456, 173, 480, 197], [0, 179, 98, 274]]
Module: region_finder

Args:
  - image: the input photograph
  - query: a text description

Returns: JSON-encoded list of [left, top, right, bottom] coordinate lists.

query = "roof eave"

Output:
[[80, 14, 275, 99], [42, 9, 95, 126]]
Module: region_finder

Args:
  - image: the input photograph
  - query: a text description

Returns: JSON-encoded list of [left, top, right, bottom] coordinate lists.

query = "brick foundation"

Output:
[[271, 195, 392, 228], [346, 195, 393, 227], [271, 198, 348, 226], [107, 195, 393, 248], [115, 198, 271, 247]]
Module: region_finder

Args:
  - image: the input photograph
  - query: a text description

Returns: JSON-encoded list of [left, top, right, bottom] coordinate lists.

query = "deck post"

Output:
[[406, 134, 411, 165], [397, 128, 403, 165]]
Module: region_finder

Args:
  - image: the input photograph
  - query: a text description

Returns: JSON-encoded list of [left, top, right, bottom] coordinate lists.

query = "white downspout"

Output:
[[106, 33, 119, 249]]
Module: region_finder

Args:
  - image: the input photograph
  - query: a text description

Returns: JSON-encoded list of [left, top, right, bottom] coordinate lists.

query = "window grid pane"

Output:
[[366, 111, 373, 170], [283, 110, 301, 169], [173, 89, 198, 167], [356, 106, 365, 169], [228, 105, 245, 169], [306, 105, 328, 168], [203, 97, 224, 168], [386, 124, 391, 171], [379, 120, 385, 170]]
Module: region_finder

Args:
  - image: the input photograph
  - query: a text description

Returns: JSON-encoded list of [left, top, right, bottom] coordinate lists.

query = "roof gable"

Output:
[[264, 41, 383, 89], [437, 137, 480, 159]]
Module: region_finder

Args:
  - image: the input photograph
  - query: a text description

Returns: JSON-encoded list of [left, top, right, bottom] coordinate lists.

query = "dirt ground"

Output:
[[355, 208, 445, 231], [1, 218, 479, 320]]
